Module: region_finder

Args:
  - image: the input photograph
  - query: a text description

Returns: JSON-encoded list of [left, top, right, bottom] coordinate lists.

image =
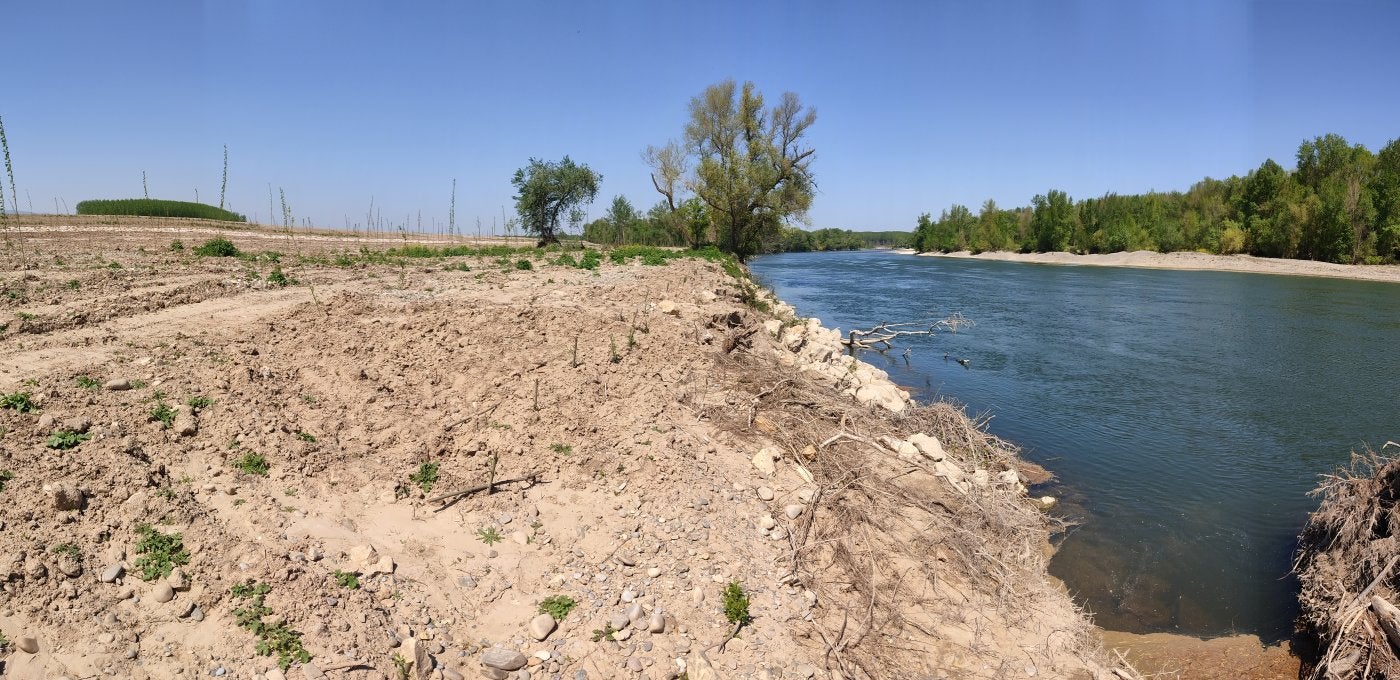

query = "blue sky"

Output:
[[7, 1, 1399, 232]]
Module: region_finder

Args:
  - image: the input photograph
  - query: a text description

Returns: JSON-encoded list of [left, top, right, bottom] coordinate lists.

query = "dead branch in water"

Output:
[[841, 313, 974, 352]]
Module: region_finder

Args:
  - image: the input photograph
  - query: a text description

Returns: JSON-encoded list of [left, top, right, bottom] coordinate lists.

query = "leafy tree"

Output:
[[511, 156, 602, 246], [1030, 190, 1076, 252], [655, 79, 817, 261]]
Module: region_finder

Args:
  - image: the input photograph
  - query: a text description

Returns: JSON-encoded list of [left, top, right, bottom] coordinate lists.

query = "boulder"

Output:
[[529, 613, 556, 641], [750, 448, 779, 477]]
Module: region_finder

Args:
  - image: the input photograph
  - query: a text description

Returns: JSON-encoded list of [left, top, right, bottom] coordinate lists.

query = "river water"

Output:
[[747, 250, 1400, 641]]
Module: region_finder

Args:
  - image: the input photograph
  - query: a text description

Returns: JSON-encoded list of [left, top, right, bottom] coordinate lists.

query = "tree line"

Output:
[[913, 133, 1400, 264]]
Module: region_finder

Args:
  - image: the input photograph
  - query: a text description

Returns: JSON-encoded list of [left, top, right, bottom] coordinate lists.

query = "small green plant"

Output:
[[591, 623, 618, 642], [409, 462, 439, 493], [229, 580, 312, 670], [477, 527, 503, 545], [627, 327, 637, 350], [0, 470, 13, 492], [107, 261, 123, 269], [723, 580, 753, 627], [515, 259, 533, 271], [130, 379, 148, 389], [0, 630, 8, 649], [333, 570, 360, 590], [610, 338, 621, 364], [150, 399, 177, 429], [75, 375, 100, 390], [539, 595, 577, 621], [46, 430, 90, 449], [294, 430, 316, 443], [0, 391, 36, 413], [284, 487, 298, 496], [66, 279, 81, 290], [170, 239, 184, 251], [550, 443, 573, 455], [194, 237, 240, 257], [392, 654, 410, 680], [235, 452, 270, 476], [186, 395, 213, 410], [52, 543, 81, 558], [266, 267, 290, 287], [133, 523, 190, 580]]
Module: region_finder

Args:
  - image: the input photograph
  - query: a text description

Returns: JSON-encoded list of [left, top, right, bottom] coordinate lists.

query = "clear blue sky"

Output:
[[7, 1, 1399, 232]]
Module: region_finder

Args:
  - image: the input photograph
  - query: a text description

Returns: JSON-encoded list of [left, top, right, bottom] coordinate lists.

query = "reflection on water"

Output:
[[749, 250, 1400, 640]]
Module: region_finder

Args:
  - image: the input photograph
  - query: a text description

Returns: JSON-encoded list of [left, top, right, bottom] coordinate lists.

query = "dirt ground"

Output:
[[0, 219, 1218, 680]]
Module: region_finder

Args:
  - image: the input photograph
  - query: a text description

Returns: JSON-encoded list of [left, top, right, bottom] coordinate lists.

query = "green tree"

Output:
[[604, 195, 639, 243], [511, 156, 602, 246], [675, 79, 817, 260], [1031, 190, 1076, 252]]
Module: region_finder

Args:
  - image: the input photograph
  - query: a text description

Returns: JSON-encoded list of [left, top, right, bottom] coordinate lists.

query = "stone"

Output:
[[480, 648, 528, 671], [756, 486, 774, 501], [456, 574, 477, 589], [442, 670, 463, 680], [750, 448, 779, 477], [626, 657, 644, 672], [758, 515, 776, 530], [152, 582, 175, 603], [168, 567, 188, 590], [63, 417, 91, 434], [16, 636, 38, 653], [784, 504, 804, 519], [57, 555, 82, 578], [347, 544, 378, 566], [301, 663, 327, 680], [626, 602, 644, 623], [49, 483, 84, 511], [646, 567, 661, 578], [647, 612, 666, 634], [365, 555, 395, 577], [657, 300, 680, 316], [907, 433, 945, 461], [37, 414, 56, 430], [686, 651, 719, 680], [1035, 496, 1058, 511], [971, 468, 990, 488], [104, 378, 131, 391], [266, 670, 287, 680], [609, 611, 631, 631], [853, 383, 906, 413], [479, 669, 509, 680], [174, 411, 198, 437], [529, 613, 556, 641]]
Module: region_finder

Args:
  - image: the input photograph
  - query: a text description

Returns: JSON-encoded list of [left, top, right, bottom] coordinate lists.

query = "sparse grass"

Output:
[[230, 580, 312, 670], [66, 279, 80, 290], [149, 398, 176, 429], [610, 338, 621, 364], [130, 379, 148, 389], [550, 443, 573, 455], [1, 391, 37, 413], [392, 654, 410, 680], [333, 570, 360, 590], [476, 527, 503, 545], [75, 375, 100, 390], [723, 580, 753, 627], [46, 429, 89, 449], [409, 462, 439, 493], [515, 259, 533, 271], [0, 470, 12, 492], [186, 395, 213, 410], [170, 239, 184, 252], [294, 430, 316, 443], [266, 267, 291, 287], [539, 595, 578, 621], [235, 452, 270, 476], [134, 523, 190, 580], [194, 237, 240, 257], [51, 543, 81, 558]]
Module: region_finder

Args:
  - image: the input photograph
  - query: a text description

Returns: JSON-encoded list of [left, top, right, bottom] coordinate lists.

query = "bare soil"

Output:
[[0, 220, 1149, 679]]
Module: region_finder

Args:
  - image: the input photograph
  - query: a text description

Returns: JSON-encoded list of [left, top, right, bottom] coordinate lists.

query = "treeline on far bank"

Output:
[[581, 194, 911, 253], [913, 133, 1400, 264]]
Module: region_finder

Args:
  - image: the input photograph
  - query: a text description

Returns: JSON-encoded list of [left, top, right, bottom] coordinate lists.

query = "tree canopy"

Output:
[[643, 79, 817, 260], [912, 133, 1400, 265], [510, 156, 601, 246]]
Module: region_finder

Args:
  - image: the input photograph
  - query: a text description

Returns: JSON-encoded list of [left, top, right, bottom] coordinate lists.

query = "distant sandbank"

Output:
[[913, 249, 1400, 284]]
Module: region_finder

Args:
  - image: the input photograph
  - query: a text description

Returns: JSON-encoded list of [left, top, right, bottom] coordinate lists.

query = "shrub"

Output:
[[515, 259, 533, 271], [0, 392, 37, 412], [76, 198, 246, 222], [722, 581, 752, 627], [194, 237, 240, 257]]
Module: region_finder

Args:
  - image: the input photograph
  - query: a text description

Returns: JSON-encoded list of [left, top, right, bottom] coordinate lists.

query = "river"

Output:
[[747, 250, 1400, 641]]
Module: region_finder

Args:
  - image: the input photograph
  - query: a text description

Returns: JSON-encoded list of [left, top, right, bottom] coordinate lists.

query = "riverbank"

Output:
[[918, 249, 1400, 284], [0, 223, 1138, 679]]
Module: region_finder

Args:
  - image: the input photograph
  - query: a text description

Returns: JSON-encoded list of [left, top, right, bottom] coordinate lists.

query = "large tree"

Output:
[[647, 80, 816, 260], [511, 156, 601, 246]]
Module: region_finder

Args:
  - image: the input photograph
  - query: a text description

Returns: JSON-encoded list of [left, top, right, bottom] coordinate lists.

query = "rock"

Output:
[[647, 612, 666, 633], [365, 555, 395, 577], [16, 636, 38, 653], [1035, 496, 1058, 511], [100, 564, 124, 583], [480, 647, 528, 671], [853, 383, 907, 413], [152, 582, 175, 603], [174, 410, 198, 437], [621, 590, 636, 603], [908, 433, 945, 461], [479, 669, 509, 680], [626, 602, 644, 623], [63, 417, 91, 434], [301, 663, 327, 680], [657, 300, 680, 316], [784, 504, 804, 519], [104, 378, 131, 391], [971, 468, 990, 488], [37, 413, 56, 430], [626, 657, 644, 672], [529, 613, 556, 641], [347, 544, 378, 566], [646, 567, 661, 578], [442, 670, 463, 680], [758, 515, 776, 530], [609, 611, 631, 631], [685, 651, 719, 680], [697, 290, 718, 304], [57, 555, 82, 578], [49, 482, 84, 511], [456, 574, 477, 589], [750, 448, 779, 477], [762, 319, 782, 337], [756, 486, 774, 501], [169, 567, 188, 590], [265, 670, 287, 680]]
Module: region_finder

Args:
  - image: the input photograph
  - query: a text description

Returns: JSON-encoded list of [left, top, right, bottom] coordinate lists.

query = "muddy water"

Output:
[[749, 250, 1400, 641]]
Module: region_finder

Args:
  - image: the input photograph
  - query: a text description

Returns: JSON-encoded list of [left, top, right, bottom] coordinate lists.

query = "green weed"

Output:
[[722, 581, 753, 627], [194, 237, 240, 257], [294, 431, 316, 443], [235, 452, 270, 476], [149, 399, 176, 429], [409, 462, 439, 493], [46, 430, 89, 449], [476, 527, 502, 545], [333, 570, 360, 590], [550, 443, 573, 455], [75, 375, 100, 390], [186, 395, 213, 410], [170, 240, 184, 251], [134, 523, 190, 580], [0, 470, 12, 492], [539, 595, 578, 621], [229, 580, 312, 670], [1, 392, 37, 412], [66, 279, 80, 290]]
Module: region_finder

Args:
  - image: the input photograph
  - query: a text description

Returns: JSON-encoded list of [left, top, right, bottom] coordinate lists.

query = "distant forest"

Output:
[[581, 194, 911, 253], [913, 133, 1400, 264]]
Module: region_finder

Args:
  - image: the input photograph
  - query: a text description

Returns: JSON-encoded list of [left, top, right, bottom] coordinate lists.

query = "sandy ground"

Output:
[[915, 249, 1400, 284]]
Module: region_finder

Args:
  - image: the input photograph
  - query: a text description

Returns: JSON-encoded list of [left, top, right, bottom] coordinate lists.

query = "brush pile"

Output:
[[1297, 447, 1400, 679]]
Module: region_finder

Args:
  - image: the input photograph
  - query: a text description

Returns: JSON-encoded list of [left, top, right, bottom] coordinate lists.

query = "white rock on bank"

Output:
[[907, 433, 945, 461], [751, 448, 779, 477]]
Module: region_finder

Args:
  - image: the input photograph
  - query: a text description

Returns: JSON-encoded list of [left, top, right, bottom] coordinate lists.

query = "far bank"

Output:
[[915, 249, 1400, 284]]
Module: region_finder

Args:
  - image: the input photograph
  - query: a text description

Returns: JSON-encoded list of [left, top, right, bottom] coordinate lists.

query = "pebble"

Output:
[[759, 515, 776, 530], [756, 486, 774, 501], [645, 567, 661, 578], [626, 603, 644, 623], [16, 636, 38, 653], [104, 378, 131, 391], [784, 504, 804, 519], [480, 648, 528, 671], [626, 658, 643, 673], [456, 574, 477, 589], [575, 671, 588, 680], [152, 582, 175, 603], [529, 613, 557, 641], [100, 564, 123, 583], [169, 567, 188, 589], [609, 612, 630, 630], [442, 671, 463, 680], [621, 590, 636, 603]]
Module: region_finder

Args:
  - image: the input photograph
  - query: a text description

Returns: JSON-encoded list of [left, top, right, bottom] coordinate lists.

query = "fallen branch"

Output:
[[427, 474, 538, 507]]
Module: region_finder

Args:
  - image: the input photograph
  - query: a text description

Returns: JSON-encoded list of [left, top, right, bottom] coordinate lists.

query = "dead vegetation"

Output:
[[1296, 444, 1400, 679]]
